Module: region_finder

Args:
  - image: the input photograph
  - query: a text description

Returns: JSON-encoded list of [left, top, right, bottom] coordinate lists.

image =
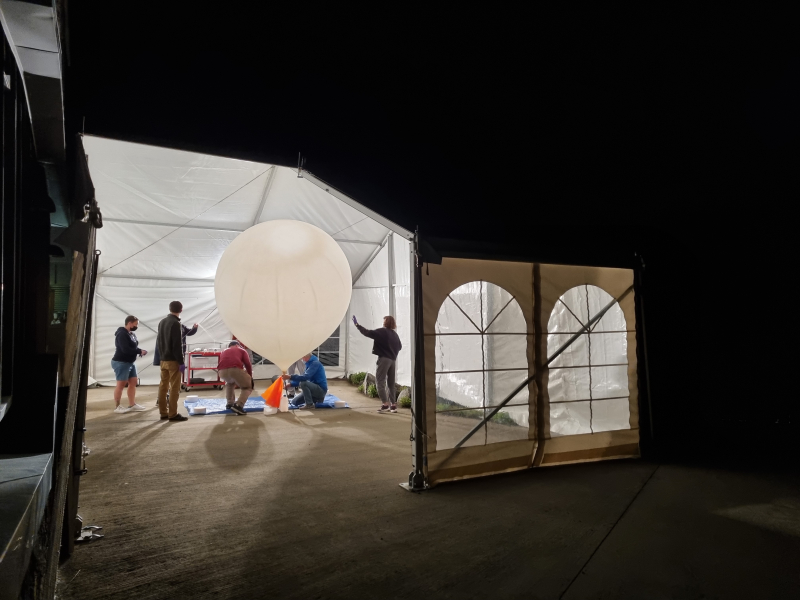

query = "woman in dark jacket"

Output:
[[353, 315, 402, 412], [111, 315, 148, 413]]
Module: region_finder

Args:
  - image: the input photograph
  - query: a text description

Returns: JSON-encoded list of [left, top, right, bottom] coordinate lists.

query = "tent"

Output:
[[417, 258, 642, 486], [83, 136, 413, 387], [83, 135, 644, 489]]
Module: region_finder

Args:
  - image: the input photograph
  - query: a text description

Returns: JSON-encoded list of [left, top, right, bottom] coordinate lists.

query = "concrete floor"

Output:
[[57, 381, 800, 600]]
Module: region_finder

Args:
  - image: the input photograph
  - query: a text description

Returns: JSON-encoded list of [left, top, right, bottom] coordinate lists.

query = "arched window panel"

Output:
[[550, 402, 592, 437], [436, 294, 481, 335], [484, 334, 528, 371], [435, 281, 528, 450], [547, 334, 589, 368], [484, 285, 524, 333], [548, 367, 591, 403], [436, 334, 484, 374], [436, 370, 484, 411], [590, 365, 629, 399], [486, 405, 529, 445], [547, 284, 630, 437], [436, 409, 490, 449], [591, 398, 631, 433], [484, 369, 530, 407], [438, 281, 483, 333]]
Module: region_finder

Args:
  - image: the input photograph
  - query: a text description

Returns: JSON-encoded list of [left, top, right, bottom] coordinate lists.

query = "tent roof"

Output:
[[83, 135, 411, 284]]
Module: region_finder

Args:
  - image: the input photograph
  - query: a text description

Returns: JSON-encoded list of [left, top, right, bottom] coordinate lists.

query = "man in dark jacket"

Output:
[[156, 301, 188, 422], [353, 314, 402, 412], [151, 322, 198, 406], [111, 315, 148, 413], [152, 322, 198, 365]]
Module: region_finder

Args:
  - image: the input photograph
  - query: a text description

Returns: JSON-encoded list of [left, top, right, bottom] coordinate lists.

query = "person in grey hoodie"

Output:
[[111, 315, 148, 413]]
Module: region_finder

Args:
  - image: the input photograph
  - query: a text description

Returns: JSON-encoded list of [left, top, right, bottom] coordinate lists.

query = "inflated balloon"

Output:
[[214, 220, 351, 371]]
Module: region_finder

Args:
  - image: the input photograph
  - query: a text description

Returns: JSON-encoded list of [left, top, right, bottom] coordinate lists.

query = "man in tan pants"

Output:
[[217, 340, 253, 416], [156, 301, 188, 422]]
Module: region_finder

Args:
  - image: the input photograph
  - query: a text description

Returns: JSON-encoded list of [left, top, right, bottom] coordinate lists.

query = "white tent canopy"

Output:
[[84, 135, 413, 387]]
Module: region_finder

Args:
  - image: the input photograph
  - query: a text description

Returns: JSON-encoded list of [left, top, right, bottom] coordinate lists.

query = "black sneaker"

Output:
[[225, 403, 233, 410], [230, 405, 246, 416], [390, 404, 398, 413], [168, 414, 188, 422], [377, 404, 389, 412]]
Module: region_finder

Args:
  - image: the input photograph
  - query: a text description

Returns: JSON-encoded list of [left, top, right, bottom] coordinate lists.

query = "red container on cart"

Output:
[[182, 350, 225, 391]]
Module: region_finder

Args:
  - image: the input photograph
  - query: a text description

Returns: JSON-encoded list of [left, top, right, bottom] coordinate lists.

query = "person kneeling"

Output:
[[283, 353, 327, 409], [218, 340, 253, 416]]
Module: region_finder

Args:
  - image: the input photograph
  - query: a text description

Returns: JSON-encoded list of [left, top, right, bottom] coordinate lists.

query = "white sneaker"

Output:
[[113, 405, 130, 414], [128, 403, 147, 412]]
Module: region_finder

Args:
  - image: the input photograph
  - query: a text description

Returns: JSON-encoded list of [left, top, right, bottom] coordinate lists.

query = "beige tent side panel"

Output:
[[427, 440, 536, 485], [421, 257, 641, 485], [540, 429, 639, 466], [536, 263, 640, 463], [421, 257, 535, 457]]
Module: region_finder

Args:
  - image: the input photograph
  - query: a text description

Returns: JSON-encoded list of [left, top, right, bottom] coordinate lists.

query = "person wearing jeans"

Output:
[[156, 301, 188, 422], [282, 353, 327, 409], [217, 340, 253, 416], [353, 315, 402, 412], [111, 315, 148, 413]]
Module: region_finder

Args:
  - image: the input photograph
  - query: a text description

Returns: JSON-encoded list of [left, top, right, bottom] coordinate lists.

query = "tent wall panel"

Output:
[[344, 236, 413, 386], [422, 258, 535, 458], [421, 257, 639, 485], [93, 280, 230, 386]]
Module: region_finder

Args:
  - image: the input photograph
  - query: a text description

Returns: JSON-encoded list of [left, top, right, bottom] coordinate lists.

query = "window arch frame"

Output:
[[546, 283, 632, 437], [433, 280, 531, 449]]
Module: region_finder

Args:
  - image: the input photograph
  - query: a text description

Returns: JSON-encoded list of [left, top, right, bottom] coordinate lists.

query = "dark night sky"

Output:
[[66, 5, 798, 445]]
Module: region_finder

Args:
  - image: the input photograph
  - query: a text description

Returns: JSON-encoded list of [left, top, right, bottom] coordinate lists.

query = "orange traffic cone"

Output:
[[261, 377, 284, 408]]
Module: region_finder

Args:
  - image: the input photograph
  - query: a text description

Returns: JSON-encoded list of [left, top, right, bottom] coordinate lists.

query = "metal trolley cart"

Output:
[[181, 350, 225, 391]]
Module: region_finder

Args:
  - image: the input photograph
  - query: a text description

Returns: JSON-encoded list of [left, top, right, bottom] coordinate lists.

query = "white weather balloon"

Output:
[[214, 220, 352, 371]]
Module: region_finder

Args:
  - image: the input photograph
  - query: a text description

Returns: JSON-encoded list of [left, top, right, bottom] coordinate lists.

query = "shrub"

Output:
[[349, 372, 367, 386], [366, 384, 378, 398], [399, 395, 412, 408], [357, 383, 364, 393]]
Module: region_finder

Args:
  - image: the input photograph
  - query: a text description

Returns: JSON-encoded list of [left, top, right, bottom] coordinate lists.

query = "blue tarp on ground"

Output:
[[184, 397, 265, 416], [184, 394, 348, 416], [288, 393, 349, 410]]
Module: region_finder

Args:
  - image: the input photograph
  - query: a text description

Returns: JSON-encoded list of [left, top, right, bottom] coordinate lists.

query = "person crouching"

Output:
[[218, 340, 253, 415], [282, 353, 327, 409]]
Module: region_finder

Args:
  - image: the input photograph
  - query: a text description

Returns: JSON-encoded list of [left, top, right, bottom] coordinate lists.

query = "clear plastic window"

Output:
[[435, 281, 529, 450], [547, 284, 630, 437]]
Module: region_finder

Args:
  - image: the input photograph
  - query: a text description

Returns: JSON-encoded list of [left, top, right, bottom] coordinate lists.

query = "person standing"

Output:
[[156, 301, 188, 422], [282, 353, 327, 409], [111, 315, 148, 413], [152, 320, 198, 406], [217, 341, 253, 415], [353, 315, 402, 413]]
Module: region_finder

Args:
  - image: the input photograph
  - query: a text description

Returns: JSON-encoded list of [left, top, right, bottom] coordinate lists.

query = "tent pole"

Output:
[[300, 171, 413, 239], [343, 307, 350, 378], [351, 232, 390, 284], [402, 231, 427, 491], [453, 286, 634, 449], [387, 233, 396, 317], [634, 253, 655, 457], [252, 166, 278, 226]]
